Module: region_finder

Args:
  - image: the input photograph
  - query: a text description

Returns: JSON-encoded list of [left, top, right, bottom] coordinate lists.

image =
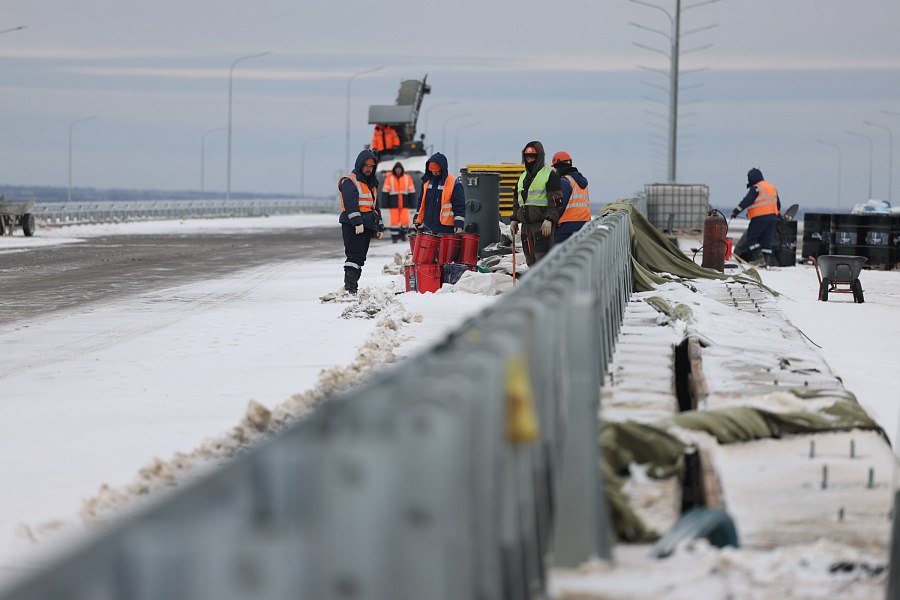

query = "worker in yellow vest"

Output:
[[551, 150, 591, 244], [509, 141, 562, 266], [730, 167, 781, 266], [381, 162, 416, 243]]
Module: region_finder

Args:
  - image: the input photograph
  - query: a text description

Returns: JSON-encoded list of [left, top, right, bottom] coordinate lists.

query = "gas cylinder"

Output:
[[701, 210, 728, 272]]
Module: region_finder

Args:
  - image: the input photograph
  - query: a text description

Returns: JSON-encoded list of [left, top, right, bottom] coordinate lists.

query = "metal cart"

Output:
[[812, 254, 867, 303]]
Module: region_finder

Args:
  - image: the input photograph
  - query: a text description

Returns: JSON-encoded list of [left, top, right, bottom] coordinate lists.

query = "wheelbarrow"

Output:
[[811, 254, 866, 303]]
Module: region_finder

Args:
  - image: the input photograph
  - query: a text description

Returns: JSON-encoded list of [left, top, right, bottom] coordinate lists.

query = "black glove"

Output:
[[413, 222, 422, 232], [730, 209, 739, 220]]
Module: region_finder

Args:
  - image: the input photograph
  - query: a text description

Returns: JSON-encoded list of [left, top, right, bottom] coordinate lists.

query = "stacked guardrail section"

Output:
[[31, 199, 337, 225], [0, 207, 635, 600]]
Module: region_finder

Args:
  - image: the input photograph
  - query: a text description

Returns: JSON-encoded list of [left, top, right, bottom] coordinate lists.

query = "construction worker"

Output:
[[371, 124, 385, 154], [339, 149, 384, 294], [383, 124, 401, 153], [413, 152, 466, 235], [381, 161, 416, 243], [509, 141, 562, 266], [731, 167, 781, 266], [551, 151, 591, 244]]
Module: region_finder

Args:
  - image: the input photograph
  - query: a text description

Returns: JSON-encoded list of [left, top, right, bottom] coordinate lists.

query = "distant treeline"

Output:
[[0, 185, 331, 203]]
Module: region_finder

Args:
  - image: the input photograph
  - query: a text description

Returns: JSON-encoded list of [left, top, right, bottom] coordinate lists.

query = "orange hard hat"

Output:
[[523, 146, 538, 155], [552, 151, 572, 166]]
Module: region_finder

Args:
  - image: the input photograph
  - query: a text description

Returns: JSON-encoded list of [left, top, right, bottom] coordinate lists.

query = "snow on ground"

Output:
[[0, 214, 496, 587], [2, 213, 900, 596]]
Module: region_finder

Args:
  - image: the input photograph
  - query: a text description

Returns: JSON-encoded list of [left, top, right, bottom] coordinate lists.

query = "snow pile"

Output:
[[80, 284, 422, 525]]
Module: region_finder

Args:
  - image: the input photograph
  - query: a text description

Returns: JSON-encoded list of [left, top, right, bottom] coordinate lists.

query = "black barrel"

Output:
[[832, 214, 893, 268], [801, 212, 832, 259], [773, 219, 798, 266], [460, 170, 500, 253], [892, 215, 900, 267]]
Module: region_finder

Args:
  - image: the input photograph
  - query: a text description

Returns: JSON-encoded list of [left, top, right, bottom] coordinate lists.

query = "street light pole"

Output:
[[453, 121, 481, 171], [68, 116, 98, 203], [441, 113, 472, 152], [847, 130, 875, 200], [863, 120, 894, 203], [817, 139, 842, 210], [422, 101, 457, 146], [0, 25, 27, 35], [227, 51, 271, 201], [345, 66, 384, 172], [201, 127, 226, 193], [301, 134, 327, 198]]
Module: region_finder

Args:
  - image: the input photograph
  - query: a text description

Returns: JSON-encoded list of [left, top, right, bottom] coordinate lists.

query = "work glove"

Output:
[[376, 231, 383, 240], [453, 226, 463, 234], [509, 221, 518, 236], [355, 224, 364, 235], [730, 209, 739, 220], [540, 219, 552, 238], [413, 222, 422, 232]]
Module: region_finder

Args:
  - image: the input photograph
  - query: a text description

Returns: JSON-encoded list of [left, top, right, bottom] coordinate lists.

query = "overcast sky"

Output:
[[2, 0, 900, 210]]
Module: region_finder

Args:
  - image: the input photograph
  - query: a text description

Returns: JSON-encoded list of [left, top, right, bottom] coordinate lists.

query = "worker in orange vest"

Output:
[[551, 151, 591, 244], [383, 125, 401, 153], [371, 124, 386, 155], [339, 149, 384, 294], [731, 167, 781, 266], [381, 162, 416, 243], [413, 152, 466, 235]]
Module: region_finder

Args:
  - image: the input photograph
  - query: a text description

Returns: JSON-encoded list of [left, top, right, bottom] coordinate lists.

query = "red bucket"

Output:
[[416, 264, 441, 293], [438, 234, 461, 265], [404, 265, 418, 292], [408, 233, 417, 256], [459, 233, 480, 265], [413, 233, 440, 265]]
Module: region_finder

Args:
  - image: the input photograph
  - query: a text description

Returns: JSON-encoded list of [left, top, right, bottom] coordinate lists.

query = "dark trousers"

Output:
[[521, 221, 554, 267], [342, 223, 371, 270], [746, 215, 777, 256]]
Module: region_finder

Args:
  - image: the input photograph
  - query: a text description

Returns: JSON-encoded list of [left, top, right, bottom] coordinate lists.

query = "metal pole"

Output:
[[67, 116, 97, 203], [453, 121, 481, 171], [668, 0, 680, 183], [847, 131, 874, 199], [227, 51, 271, 201], [201, 127, 226, 193], [441, 113, 472, 153], [422, 101, 457, 145], [301, 134, 327, 198], [817, 139, 842, 209], [864, 121, 894, 203], [345, 66, 384, 172]]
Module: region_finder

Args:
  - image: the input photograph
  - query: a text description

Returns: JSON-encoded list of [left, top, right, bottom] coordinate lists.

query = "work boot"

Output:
[[343, 266, 361, 295]]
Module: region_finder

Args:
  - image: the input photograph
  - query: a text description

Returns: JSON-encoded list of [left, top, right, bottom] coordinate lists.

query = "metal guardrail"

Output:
[[30, 199, 339, 225], [0, 205, 636, 600]]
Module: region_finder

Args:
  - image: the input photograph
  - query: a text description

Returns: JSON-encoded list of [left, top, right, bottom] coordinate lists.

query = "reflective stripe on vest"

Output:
[[340, 173, 376, 215], [416, 174, 456, 226], [517, 166, 552, 206], [747, 180, 779, 219], [559, 175, 591, 224], [383, 173, 415, 197]]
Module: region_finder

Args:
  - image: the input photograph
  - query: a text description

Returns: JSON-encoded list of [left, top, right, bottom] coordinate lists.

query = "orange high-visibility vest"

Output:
[[371, 125, 385, 152], [384, 125, 401, 150], [382, 172, 415, 209], [416, 174, 456, 226], [747, 180, 780, 219], [339, 173, 376, 219], [558, 175, 591, 224]]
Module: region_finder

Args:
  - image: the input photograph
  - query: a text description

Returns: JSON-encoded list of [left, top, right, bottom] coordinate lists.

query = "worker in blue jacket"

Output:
[[338, 149, 384, 294], [413, 152, 466, 234]]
